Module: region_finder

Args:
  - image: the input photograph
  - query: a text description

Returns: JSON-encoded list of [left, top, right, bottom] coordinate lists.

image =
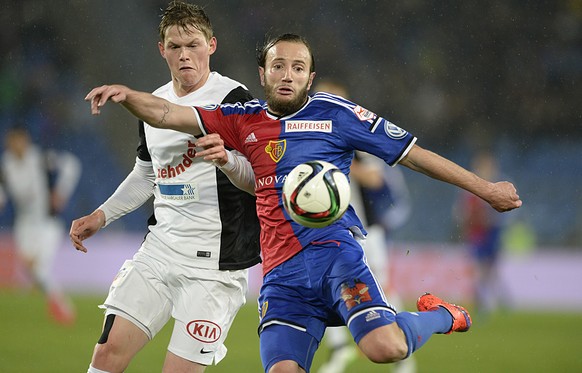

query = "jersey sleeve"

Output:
[[98, 157, 155, 226], [334, 102, 416, 166], [195, 103, 247, 154]]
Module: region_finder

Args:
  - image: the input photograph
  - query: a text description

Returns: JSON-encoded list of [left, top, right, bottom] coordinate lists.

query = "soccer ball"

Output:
[[282, 160, 351, 228]]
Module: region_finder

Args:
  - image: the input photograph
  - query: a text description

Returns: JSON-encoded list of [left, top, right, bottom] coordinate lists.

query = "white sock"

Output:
[[87, 365, 110, 373]]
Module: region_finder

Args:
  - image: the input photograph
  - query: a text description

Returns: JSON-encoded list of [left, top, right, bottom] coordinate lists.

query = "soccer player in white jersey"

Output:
[[84, 34, 522, 373], [69, 2, 260, 373], [0, 126, 80, 325]]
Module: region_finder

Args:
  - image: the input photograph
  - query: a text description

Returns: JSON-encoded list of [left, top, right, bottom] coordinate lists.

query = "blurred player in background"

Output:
[[0, 126, 80, 325], [314, 79, 416, 373], [453, 150, 511, 317], [69, 2, 260, 372], [84, 33, 522, 373]]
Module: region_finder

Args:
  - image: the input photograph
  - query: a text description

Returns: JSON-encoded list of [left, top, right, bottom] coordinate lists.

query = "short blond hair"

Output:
[[158, 1, 213, 42]]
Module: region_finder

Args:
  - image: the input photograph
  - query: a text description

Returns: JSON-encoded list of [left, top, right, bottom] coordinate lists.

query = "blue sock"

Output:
[[395, 308, 452, 357]]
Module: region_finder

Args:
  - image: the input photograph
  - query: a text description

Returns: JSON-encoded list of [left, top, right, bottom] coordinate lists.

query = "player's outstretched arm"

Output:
[[399, 144, 522, 212], [85, 84, 202, 136]]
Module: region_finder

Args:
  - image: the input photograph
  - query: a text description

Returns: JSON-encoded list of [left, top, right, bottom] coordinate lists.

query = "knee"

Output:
[[92, 342, 129, 373], [365, 339, 408, 363], [268, 360, 303, 373], [358, 326, 408, 364]]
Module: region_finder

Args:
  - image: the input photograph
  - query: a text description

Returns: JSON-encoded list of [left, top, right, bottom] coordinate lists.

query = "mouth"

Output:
[[276, 86, 294, 96], [179, 66, 194, 71]]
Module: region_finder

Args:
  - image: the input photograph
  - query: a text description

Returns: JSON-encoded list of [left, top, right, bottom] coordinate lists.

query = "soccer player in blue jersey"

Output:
[[85, 33, 522, 373]]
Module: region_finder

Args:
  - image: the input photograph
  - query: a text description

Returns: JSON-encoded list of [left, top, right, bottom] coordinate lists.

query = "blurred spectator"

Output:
[[0, 126, 81, 325], [453, 151, 512, 317]]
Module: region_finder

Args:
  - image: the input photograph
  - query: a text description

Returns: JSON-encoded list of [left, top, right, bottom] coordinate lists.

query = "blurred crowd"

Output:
[[1, 0, 580, 246]]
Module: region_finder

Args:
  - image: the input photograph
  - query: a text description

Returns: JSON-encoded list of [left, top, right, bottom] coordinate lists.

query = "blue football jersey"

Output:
[[196, 92, 417, 274]]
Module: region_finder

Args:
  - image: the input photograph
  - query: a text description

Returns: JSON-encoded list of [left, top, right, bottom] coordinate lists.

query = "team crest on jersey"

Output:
[[265, 140, 286, 163], [340, 279, 372, 311], [384, 120, 407, 139], [353, 105, 377, 123]]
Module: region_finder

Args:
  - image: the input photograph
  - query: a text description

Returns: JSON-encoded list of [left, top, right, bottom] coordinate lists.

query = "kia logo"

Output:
[[187, 320, 222, 343]]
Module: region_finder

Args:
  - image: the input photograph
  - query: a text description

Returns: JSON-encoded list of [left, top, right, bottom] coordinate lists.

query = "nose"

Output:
[[179, 47, 189, 61], [282, 67, 293, 82]]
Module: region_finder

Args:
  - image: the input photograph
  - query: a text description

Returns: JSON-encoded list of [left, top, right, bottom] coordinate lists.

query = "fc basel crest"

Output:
[[265, 140, 286, 163]]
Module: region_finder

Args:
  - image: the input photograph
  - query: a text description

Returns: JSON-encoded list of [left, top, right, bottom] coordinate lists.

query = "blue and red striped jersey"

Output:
[[196, 92, 417, 275]]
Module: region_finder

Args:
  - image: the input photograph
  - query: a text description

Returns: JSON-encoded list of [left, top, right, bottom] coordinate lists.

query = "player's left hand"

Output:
[[195, 134, 229, 167], [487, 181, 522, 212]]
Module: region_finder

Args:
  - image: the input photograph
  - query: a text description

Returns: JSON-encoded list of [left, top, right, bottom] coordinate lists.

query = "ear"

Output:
[[306, 72, 316, 91], [158, 41, 166, 58], [258, 67, 266, 87], [208, 37, 217, 55]]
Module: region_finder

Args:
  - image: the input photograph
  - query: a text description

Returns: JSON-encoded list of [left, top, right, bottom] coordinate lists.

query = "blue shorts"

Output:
[[257, 228, 396, 372]]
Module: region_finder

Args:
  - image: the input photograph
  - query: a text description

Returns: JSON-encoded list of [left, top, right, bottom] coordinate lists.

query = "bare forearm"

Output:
[[402, 145, 486, 195], [122, 90, 200, 135], [86, 84, 202, 136], [400, 144, 521, 212]]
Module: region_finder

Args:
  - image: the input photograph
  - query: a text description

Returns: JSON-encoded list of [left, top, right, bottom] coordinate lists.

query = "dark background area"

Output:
[[0, 0, 580, 247]]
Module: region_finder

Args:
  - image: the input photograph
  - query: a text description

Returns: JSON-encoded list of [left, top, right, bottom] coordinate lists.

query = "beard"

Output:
[[264, 83, 309, 117]]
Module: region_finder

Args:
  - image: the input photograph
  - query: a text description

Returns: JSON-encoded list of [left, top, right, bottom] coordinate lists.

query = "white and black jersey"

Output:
[[136, 73, 260, 270]]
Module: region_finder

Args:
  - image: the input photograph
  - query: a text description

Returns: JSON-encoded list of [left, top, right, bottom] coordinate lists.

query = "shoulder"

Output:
[[210, 72, 249, 91], [152, 81, 173, 98], [216, 98, 263, 115], [310, 92, 356, 111]]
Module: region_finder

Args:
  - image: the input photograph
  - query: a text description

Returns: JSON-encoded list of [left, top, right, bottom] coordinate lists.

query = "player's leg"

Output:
[[90, 312, 150, 372], [362, 227, 418, 372], [260, 324, 317, 373], [90, 256, 172, 372], [330, 232, 470, 364], [13, 219, 59, 292], [161, 268, 249, 373], [257, 249, 328, 373], [353, 293, 471, 363], [15, 218, 76, 324]]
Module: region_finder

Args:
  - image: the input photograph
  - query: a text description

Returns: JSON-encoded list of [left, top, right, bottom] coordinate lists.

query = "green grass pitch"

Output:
[[1, 290, 581, 372]]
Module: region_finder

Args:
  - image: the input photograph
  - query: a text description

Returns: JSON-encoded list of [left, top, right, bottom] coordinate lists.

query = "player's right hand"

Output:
[[487, 181, 522, 212], [85, 85, 130, 115], [69, 209, 106, 253]]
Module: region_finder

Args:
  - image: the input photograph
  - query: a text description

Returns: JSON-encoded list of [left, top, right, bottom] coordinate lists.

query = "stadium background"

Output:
[[0, 1, 581, 371]]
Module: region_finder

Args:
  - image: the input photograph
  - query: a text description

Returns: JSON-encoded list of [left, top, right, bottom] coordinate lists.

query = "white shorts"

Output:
[[14, 216, 63, 264], [102, 250, 249, 365]]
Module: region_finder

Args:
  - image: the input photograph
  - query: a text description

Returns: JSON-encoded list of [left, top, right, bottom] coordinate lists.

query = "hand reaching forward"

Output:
[[69, 210, 106, 253], [85, 85, 130, 115]]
